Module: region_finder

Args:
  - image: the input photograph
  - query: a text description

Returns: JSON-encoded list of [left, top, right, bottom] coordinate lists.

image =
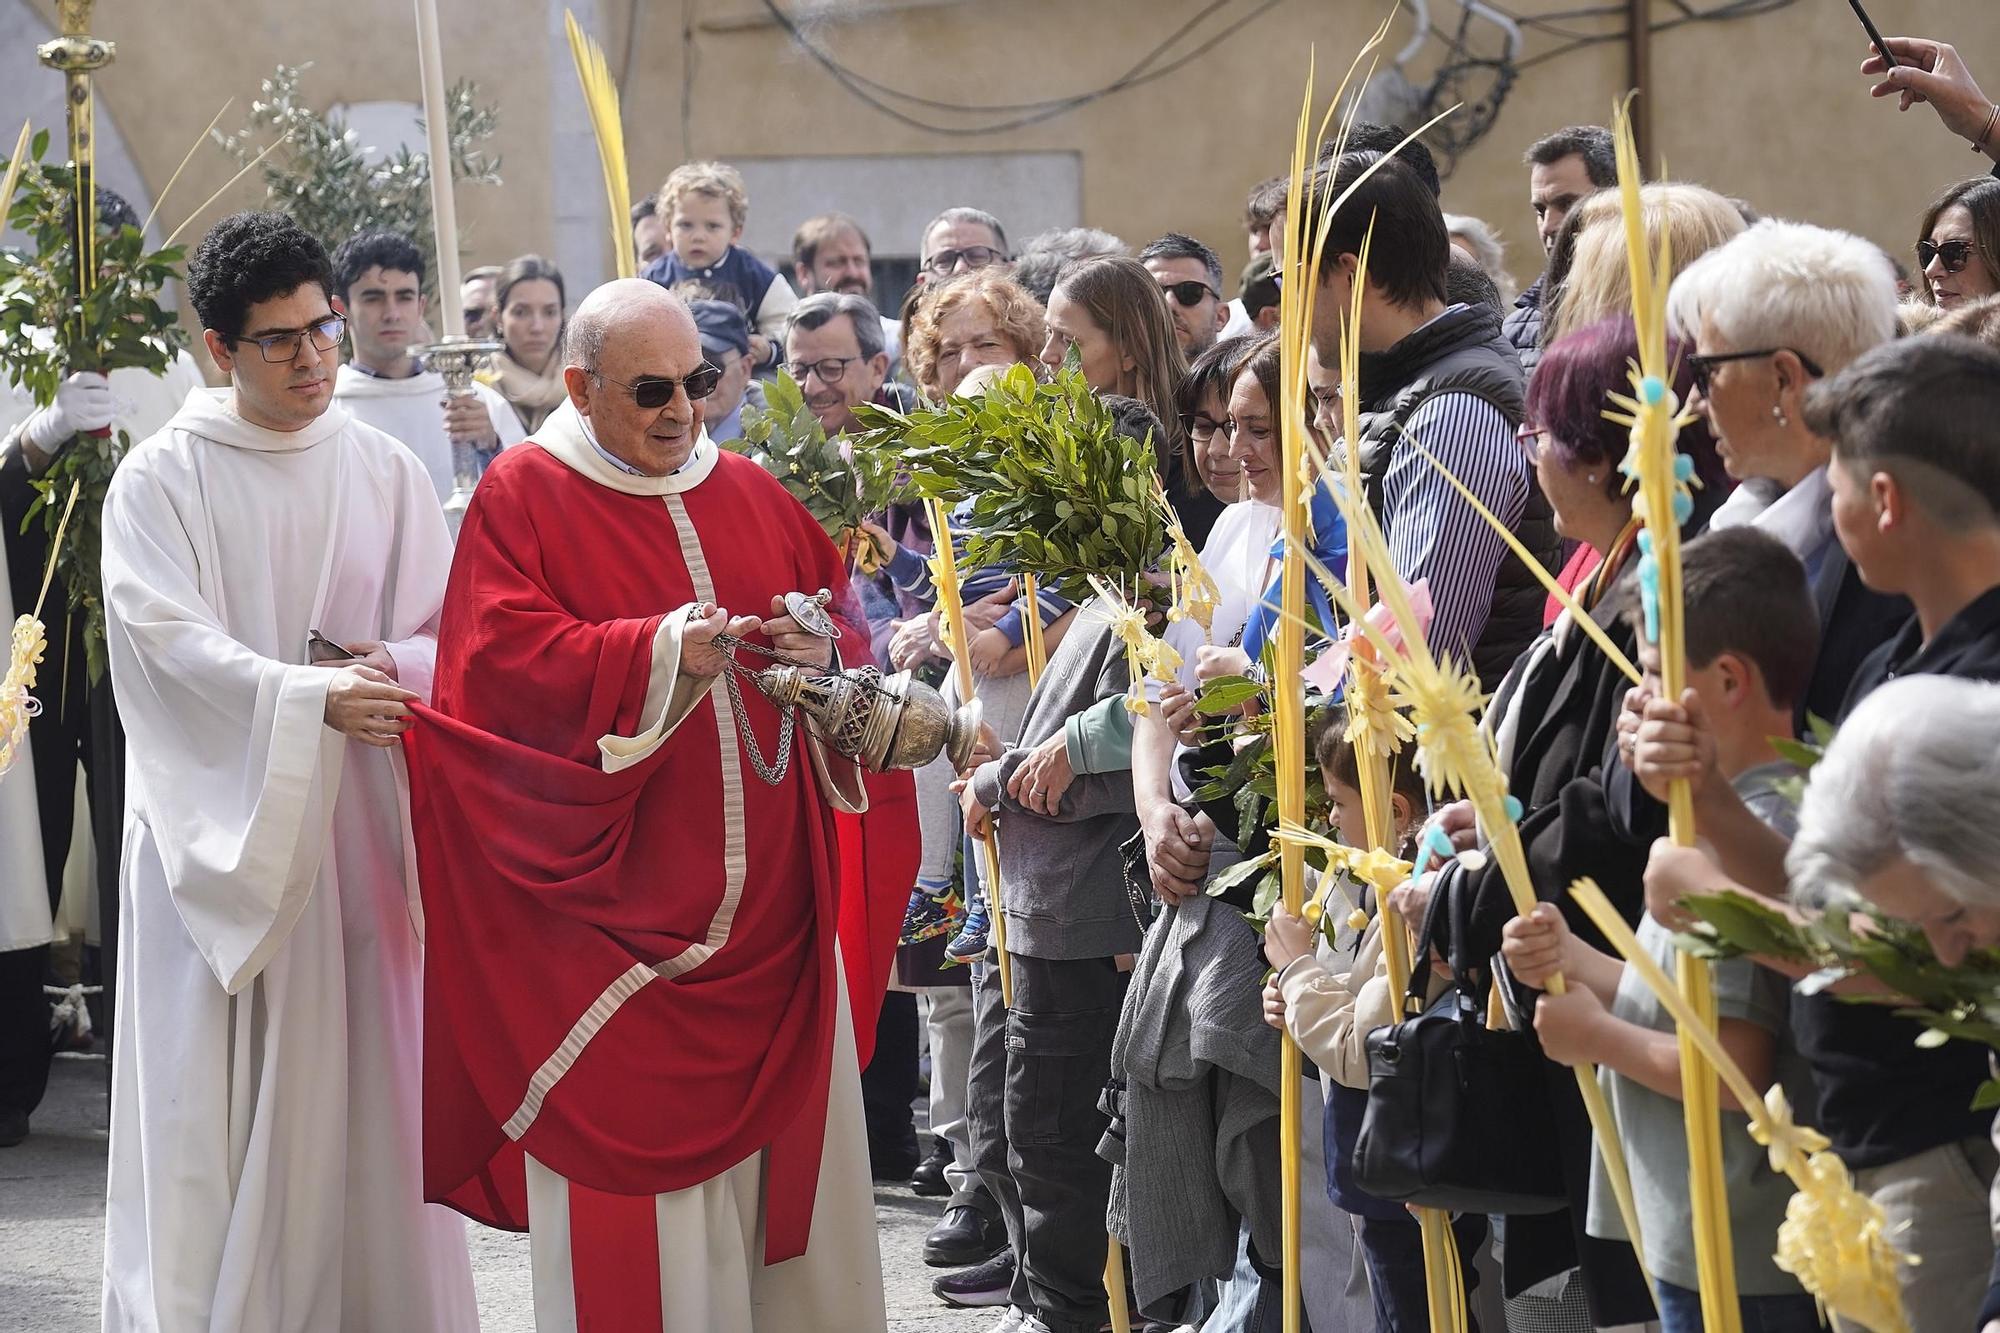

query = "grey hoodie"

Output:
[[971, 597, 1144, 960]]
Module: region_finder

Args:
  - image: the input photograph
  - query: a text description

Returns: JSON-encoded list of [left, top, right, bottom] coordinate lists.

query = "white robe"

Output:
[[331, 362, 524, 504], [0, 350, 208, 952], [98, 388, 478, 1333]]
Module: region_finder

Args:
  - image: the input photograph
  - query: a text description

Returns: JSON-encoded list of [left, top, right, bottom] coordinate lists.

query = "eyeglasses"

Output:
[[1684, 348, 1825, 396], [1918, 239, 1981, 274], [785, 356, 861, 384], [1159, 279, 1220, 308], [924, 245, 1007, 276], [594, 363, 722, 408], [231, 314, 345, 363], [1515, 422, 1547, 461], [462, 306, 489, 327], [1185, 413, 1226, 443]]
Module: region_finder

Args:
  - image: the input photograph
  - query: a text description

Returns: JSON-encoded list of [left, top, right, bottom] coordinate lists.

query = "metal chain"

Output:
[[719, 657, 796, 785]]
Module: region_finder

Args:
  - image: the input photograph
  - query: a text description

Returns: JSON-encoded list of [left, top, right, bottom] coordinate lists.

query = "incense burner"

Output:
[[754, 663, 981, 774]]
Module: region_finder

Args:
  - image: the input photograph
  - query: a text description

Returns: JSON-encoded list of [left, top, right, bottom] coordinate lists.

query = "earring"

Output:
[[1585, 472, 1600, 484], [1772, 403, 1788, 428]]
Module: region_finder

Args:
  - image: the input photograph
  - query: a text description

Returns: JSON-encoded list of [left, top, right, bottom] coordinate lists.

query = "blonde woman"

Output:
[[1542, 184, 1747, 345]]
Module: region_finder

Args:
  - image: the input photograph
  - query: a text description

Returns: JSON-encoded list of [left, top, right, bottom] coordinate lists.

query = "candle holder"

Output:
[[418, 334, 504, 535]]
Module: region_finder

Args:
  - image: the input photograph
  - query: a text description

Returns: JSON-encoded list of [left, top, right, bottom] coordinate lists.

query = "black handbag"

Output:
[[1350, 867, 1569, 1215]]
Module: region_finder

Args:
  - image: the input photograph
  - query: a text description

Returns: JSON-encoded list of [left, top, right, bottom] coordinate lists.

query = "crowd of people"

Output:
[[8, 23, 2000, 1333]]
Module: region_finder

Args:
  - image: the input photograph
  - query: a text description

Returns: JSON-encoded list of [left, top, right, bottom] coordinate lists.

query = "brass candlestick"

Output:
[[39, 0, 115, 347]]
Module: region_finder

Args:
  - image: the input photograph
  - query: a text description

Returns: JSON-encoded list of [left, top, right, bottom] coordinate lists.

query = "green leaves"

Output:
[[1682, 885, 2000, 1106], [733, 371, 904, 540], [1195, 674, 1264, 715], [212, 64, 502, 300], [0, 136, 188, 684], [848, 364, 1168, 602]]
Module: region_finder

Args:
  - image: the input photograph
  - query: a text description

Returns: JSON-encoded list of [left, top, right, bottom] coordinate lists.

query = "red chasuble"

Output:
[[407, 411, 915, 1264]]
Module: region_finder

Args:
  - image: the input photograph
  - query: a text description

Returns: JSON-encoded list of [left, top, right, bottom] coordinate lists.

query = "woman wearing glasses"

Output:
[[1915, 177, 2000, 310], [482, 254, 568, 435]]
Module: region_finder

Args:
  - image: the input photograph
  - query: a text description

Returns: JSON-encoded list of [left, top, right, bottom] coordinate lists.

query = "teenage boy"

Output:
[[1635, 335, 2000, 1332]]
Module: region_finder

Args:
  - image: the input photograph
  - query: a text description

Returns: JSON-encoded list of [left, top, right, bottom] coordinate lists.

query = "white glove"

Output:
[[22, 371, 117, 456]]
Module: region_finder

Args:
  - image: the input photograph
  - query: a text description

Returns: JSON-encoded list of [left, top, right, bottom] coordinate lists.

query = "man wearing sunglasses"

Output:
[[98, 211, 476, 1329], [410, 277, 917, 1331], [1140, 232, 1230, 358]]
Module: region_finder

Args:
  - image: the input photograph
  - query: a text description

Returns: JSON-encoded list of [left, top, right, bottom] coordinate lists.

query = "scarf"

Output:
[[1239, 481, 1348, 663], [484, 346, 567, 434]]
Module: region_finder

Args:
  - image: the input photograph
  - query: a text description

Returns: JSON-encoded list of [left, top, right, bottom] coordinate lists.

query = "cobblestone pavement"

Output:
[[1, 1056, 997, 1332]]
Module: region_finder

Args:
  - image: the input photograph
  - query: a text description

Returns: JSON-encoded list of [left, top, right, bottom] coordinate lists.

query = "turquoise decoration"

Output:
[[1640, 375, 1667, 406], [1674, 454, 1695, 482], [1636, 529, 1662, 644], [1503, 794, 1524, 823], [1415, 823, 1455, 881], [1672, 490, 1695, 525]]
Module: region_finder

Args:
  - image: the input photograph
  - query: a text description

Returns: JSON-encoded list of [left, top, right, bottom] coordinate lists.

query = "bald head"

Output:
[[562, 278, 710, 476], [565, 277, 697, 373]]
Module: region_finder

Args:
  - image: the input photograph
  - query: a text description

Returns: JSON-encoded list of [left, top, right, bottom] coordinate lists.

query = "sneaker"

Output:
[[945, 901, 991, 964], [989, 1309, 1025, 1333], [901, 882, 961, 945], [933, 1249, 1015, 1308]]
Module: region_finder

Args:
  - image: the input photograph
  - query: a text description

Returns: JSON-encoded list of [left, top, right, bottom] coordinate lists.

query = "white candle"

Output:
[[412, 0, 463, 338]]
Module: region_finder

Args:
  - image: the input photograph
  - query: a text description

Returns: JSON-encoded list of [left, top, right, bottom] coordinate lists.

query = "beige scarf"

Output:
[[484, 346, 567, 434]]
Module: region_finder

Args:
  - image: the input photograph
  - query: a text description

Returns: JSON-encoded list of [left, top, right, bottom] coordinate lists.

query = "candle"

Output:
[[412, 0, 463, 337]]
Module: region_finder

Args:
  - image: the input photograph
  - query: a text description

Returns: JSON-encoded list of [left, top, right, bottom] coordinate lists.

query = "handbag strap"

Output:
[[1400, 862, 1453, 1015]]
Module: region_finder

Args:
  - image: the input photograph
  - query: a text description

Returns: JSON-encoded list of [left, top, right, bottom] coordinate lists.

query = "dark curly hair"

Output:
[[187, 211, 335, 342], [330, 229, 424, 304]]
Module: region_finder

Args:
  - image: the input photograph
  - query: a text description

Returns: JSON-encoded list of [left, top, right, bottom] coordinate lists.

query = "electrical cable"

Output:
[[755, 0, 1279, 135]]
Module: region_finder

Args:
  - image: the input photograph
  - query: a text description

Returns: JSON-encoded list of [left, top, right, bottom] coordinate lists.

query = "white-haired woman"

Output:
[[1796, 674, 2000, 1333], [1790, 674, 2000, 959], [1654, 218, 1910, 726]]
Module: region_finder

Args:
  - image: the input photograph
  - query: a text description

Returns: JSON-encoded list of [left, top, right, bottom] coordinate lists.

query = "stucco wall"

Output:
[[12, 0, 2000, 305]]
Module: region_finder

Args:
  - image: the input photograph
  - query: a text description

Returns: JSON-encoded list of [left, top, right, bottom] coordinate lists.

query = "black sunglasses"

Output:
[[1685, 347, 1825, 396], [1918, 239, 1981, 275], [595, 363, 722, 408], [1160, 279, 1220, 308]]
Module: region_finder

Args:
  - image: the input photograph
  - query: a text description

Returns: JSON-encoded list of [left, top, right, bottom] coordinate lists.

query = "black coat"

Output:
[[1436, 575, 1657, 1323]]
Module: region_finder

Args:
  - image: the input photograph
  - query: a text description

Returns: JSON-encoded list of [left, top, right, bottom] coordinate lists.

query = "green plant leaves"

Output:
[[1, 142, 188, 683], [731, 371, 905, 539], [847, 365, 1168, 602]]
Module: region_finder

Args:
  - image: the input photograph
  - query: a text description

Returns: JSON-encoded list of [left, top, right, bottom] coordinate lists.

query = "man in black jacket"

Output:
[[1506, 127, 1616, 375], [1298, 150, 1560, 691]]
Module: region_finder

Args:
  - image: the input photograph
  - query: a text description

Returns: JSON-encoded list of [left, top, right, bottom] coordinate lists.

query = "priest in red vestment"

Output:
[[407, 279, 916, 1333]]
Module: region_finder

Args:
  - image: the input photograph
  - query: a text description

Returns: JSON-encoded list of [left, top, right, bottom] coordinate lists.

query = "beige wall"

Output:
[[50, 0, 2000, 306]]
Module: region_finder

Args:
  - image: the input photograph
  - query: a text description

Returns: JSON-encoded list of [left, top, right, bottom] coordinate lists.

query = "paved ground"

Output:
[[1, 1056, 996, 1332]]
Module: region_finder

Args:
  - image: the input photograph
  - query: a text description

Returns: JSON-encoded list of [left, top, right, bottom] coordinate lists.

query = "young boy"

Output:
[[638, 161, 796, 371], [1263, 726, 1484, 1332], [1503, 526, 1823, 1333]]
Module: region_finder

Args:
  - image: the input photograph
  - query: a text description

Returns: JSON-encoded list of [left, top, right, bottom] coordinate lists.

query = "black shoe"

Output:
[[0, 1109, 27, 1148], [910, 1138, 951, 1196], [932, 1248, 1016, 1307], [924, 1202, 1008, 1267]]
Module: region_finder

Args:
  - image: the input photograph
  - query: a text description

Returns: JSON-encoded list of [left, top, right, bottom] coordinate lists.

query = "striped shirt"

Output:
[[1379, 391, 1529, 670]]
